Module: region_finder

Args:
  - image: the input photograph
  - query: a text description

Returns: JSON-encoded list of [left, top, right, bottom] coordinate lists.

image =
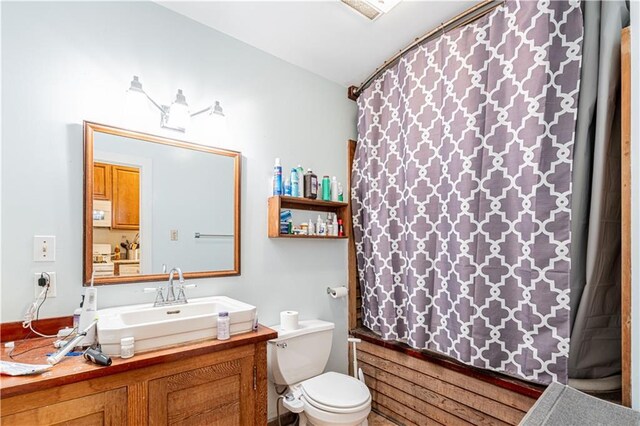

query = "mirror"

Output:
[[83, 122, 241, 285]]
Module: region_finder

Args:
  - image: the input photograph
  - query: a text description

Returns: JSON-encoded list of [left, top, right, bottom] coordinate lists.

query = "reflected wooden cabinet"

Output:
[[1, 388, 127, 425], [111, 165, 140, 230], [93, 162, 112, 201], [93, 162, 140, 230], [149, 354, 256, 425]]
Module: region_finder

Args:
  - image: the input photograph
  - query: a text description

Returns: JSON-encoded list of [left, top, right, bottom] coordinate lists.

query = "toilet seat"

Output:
[[301, 372, 371, 414]]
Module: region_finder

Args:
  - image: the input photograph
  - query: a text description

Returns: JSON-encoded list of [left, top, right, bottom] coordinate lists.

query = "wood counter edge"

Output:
[[1, 325, 277, 399]]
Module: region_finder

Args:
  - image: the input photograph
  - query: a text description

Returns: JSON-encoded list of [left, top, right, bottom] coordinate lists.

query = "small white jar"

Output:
[[120, 337, 135, 358], [217, 312, 230, 340]]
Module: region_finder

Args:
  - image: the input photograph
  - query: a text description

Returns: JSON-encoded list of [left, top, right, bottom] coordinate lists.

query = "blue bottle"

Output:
[[273, 158, 283, 195], [284, 179, 292, 196], [290, 168, 299, 197]]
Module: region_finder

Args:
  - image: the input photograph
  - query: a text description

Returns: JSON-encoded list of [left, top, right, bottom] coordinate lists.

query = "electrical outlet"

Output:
[[170, 229, 178, 241], [34, 272, 56, 298], [33, 235, 56, 261]]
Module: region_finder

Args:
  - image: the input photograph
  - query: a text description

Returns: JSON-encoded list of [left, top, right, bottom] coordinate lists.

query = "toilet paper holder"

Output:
[[326, 286, 348, 298]]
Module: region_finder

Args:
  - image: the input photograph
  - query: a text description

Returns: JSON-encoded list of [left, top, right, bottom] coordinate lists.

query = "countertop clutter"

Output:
[[2, 325, 276, 425], [1, 325, 276, 399]]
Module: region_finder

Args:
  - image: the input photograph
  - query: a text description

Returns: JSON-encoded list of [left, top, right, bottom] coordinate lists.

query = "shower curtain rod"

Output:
[[349, 0, 505, 100]]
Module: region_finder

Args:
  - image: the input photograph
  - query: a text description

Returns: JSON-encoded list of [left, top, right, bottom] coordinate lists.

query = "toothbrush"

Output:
[[47, 319, 98, 365]]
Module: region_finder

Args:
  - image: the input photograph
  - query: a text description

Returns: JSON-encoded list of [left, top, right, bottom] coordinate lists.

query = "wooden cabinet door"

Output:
[[148, 355, 256, 426], [93, 162, 112, 200], [1, 387, 127, 425], [112, 165, 140, 230]]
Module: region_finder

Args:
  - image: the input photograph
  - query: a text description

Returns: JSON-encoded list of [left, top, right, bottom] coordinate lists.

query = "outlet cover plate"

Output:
[[34, 272, 56, 298]]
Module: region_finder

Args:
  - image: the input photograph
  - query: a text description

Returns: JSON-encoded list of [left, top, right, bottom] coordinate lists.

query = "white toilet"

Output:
[[268, 320, 371, 426]]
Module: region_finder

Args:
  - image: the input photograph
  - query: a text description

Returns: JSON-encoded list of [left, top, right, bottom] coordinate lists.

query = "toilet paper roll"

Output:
[[327, 286, 348, 299], [280, 311, 299, 331]]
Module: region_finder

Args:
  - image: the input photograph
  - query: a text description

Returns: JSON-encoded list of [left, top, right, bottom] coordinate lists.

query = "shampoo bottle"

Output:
[[273, 158, 283, 196], [338, 183, 344, 202]]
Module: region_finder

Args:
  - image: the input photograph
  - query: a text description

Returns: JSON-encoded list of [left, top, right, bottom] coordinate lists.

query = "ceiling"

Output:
[[158, 1, 478, 87]]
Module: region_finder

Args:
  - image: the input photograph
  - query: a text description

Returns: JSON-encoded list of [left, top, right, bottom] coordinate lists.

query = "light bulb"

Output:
[[124, 76, 153, 127], [166, 89, 190, 131]]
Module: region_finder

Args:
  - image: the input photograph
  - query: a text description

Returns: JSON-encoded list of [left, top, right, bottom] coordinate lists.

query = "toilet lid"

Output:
[[301, 372, 370, 410]]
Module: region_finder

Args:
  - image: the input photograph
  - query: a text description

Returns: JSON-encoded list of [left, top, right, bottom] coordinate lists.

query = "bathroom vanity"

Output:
[[1, 325, 276, 425]]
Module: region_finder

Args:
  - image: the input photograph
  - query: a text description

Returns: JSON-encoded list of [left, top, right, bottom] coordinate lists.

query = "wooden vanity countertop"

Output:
[[0, 325, 277, 399]]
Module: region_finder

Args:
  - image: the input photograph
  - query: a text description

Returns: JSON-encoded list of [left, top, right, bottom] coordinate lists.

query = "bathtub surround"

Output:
[[1, 0, 355, 417], [352, 0, 583, 385]]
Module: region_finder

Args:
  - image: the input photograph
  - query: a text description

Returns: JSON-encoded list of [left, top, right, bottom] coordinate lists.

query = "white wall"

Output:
[[1, 1, 355, 418], [631, 1, 640, 410]]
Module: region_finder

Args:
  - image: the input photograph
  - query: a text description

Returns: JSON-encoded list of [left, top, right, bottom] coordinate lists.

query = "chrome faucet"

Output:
[[144, 266, 194, 307], [149, 267, 190, 307], [167, 267, 184, 303]]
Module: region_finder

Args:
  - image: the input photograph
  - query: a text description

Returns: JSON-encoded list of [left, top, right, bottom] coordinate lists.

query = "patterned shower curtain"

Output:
[[351, 0, 583, 385]]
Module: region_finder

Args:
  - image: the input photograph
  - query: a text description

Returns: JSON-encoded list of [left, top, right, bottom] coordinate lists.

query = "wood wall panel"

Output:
[[347, 139, 362, 331], [358, 341, 536, 425], [621, 25, 632, 408]]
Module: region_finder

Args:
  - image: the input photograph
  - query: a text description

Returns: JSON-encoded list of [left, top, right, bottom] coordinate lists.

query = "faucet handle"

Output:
[[144, 287, 165, 305], [176, 283, 194, 303]]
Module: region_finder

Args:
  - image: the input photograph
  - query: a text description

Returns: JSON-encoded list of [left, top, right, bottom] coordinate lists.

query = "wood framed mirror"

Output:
[[83, 121, 241, 285]]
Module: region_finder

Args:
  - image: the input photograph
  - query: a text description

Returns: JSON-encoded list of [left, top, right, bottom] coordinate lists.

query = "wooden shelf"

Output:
[[279, 196, 347, 210], [268, 196, 349, 238], [274, 234, 348, 240]]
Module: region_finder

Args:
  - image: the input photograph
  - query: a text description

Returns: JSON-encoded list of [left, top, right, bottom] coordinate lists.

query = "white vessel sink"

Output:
[[97, 296, 256, 356]]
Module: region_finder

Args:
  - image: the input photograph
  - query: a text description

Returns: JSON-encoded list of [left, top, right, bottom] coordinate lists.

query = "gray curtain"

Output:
[[568, 0, 630, 380], [352, 0, 583, 385]]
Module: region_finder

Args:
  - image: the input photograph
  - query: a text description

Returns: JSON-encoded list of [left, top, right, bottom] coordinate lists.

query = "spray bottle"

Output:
[[273, 158, 283, 196]]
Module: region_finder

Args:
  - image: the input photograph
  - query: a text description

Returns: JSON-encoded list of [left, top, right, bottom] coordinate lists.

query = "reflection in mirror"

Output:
[[84, 122, 241, 285]]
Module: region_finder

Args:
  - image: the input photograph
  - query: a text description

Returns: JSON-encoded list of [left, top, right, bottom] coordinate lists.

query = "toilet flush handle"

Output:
[[276, 342, 287, 349]]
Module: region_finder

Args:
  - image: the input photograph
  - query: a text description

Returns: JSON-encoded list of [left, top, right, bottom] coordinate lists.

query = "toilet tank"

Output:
[[267, 320, 334, 386]]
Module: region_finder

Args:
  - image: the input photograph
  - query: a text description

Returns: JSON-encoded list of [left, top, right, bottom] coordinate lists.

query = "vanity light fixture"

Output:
[[126, 75, 225, 133]]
